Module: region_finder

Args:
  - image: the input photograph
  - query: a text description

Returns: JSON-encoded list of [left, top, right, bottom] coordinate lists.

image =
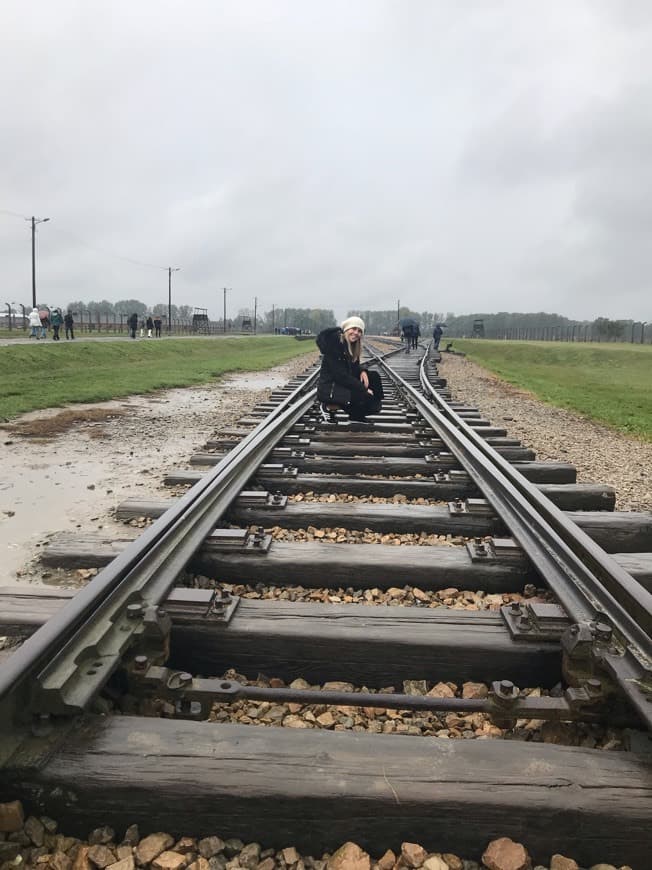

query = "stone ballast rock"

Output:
[[0, 801, 636, 870]]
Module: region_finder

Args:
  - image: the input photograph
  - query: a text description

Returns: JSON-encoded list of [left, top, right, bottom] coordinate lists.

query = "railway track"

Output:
[[1, 340, 651, 868]]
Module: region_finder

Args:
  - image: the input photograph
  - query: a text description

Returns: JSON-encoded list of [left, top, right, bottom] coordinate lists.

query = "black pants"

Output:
[[65, 327, 74, 339], [53, 325, 60, 341], [155, 325, 161, 337], [347, 370, 383, 421]]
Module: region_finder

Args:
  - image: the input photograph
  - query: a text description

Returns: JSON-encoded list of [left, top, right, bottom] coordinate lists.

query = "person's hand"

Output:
[[367, 389, 374, 396], [360, 371, 369, 388]]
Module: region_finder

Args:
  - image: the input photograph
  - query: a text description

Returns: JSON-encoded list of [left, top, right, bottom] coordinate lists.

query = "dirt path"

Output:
[[0, 356, 317, 587]]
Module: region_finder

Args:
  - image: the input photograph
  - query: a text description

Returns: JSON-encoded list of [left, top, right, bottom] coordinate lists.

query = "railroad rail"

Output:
[[1, 340, 651, 867]]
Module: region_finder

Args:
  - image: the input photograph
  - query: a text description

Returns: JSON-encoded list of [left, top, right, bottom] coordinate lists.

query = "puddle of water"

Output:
[[0, 358, 310, 586], [0, 453, 114, 582]]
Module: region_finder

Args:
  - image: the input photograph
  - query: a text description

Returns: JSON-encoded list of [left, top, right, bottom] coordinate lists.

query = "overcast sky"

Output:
[[2, 0, 651, 322]]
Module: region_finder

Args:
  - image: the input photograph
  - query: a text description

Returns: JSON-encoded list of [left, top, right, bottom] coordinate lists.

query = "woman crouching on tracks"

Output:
[[316, 316, 383, 423]]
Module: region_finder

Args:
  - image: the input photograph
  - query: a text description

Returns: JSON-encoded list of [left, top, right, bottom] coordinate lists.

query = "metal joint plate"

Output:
[[501, 601, 571, 642], [466, 537, 526, 563], [271, 448, 306, 459], [236, 491, 288, 509], [449, 498, 494, 516], [208, 528, 272, 553], [204, 591, 240, 623], [258, 464, 299, 478]]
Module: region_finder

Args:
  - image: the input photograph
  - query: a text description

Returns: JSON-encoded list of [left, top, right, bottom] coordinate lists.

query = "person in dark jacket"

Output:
[[128, 312, 138, 339], [316, 317, 383, 423], [401, 322, 414, 352], [433, 324, 443, 350], [146, 315, 154, 338], [64, 310, 75, 340], [50, 308, 63, 341]]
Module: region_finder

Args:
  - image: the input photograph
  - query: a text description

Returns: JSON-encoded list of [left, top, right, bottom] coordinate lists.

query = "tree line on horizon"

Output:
[[54, 300, 644, 341]]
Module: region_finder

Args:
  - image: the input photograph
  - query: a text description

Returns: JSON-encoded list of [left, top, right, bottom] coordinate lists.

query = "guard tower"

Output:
[[472, 318, 485, 338], [192, 308, 210, 333]]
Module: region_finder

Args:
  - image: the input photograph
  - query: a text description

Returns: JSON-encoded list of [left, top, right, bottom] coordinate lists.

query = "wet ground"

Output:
[[0, 363, 312, 587]]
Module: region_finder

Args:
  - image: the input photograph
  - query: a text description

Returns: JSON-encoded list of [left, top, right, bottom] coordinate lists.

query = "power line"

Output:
[[0, 208, 29, 219], [2, 209, 169, 271], [47, 224, 168, 271]]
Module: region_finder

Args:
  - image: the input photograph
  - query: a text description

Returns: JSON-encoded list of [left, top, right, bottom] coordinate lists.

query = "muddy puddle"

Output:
[[0, 361, 312, 587]]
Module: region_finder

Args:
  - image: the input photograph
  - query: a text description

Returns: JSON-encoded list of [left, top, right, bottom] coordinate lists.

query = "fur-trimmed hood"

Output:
[[316, 326, 344, 355]]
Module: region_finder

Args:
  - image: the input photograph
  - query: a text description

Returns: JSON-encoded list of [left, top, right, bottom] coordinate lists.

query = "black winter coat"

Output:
[[316, 327, 368, 402]]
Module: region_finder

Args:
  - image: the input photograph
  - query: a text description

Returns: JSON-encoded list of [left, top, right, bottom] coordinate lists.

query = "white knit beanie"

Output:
[[340, 316, 365, 334]]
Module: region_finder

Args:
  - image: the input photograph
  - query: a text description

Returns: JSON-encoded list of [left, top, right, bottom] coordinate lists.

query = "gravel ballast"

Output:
[[439, 353, 651, 511]]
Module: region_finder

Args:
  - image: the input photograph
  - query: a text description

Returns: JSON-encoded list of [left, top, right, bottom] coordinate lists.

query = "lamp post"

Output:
[[168, 267, 181, 334], [5, 303, 12, 331], [26, 216, 50, 308], [642, 322, 648, 344], [18, 304, 27, 330], [223, 287, 231, 333]]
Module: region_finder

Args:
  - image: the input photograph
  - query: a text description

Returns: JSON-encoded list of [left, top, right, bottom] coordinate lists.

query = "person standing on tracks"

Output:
[[316, 316, 383, 423], [411, 322, 420, 350], [401, 322, 414, 352], [128, 312, 138, 339]]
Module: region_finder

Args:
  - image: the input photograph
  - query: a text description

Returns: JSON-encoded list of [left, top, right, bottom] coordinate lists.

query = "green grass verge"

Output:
[[0, 337, 315, 420], [453, 339, 652, 442]]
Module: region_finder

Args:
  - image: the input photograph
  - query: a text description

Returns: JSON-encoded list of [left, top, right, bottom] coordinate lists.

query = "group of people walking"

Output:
[[26, 308, 165, 341], [401, 321, 421, 350], [128, 313, 162, 339], [28, 307, 74, 340]]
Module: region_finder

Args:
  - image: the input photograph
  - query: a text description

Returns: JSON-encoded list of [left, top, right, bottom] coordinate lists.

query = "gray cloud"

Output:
[[2, 0, 651, 321]]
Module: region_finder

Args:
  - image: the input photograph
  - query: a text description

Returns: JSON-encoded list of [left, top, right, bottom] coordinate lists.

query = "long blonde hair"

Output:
[[341, 330, 362, 363]]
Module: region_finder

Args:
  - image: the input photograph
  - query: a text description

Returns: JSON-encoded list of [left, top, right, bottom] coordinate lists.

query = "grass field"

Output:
[[0, 336, 315, 420], [454, 339, 652, 442]]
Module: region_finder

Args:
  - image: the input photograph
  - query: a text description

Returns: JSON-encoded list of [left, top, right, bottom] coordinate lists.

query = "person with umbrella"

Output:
[[399, 317, 419, 352]]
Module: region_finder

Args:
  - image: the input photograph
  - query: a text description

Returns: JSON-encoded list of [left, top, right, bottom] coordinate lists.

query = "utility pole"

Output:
[[27, 216, 50, 308], [253, 297, 257, 334], [223, 288, 231, 333], [168, 267, 181, 334], [272, 304, 275, 334]]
